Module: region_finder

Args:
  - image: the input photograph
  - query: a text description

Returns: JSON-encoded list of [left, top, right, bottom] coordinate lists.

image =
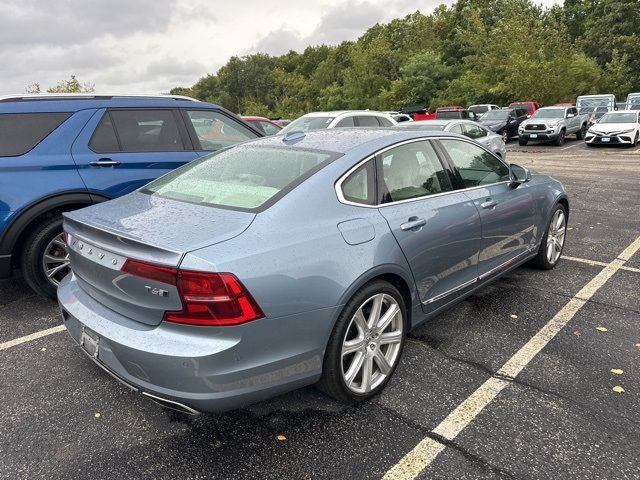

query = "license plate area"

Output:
[[601, 137, 610, 142], [81, 327, 100, 358], [530, 133, 538, 138]]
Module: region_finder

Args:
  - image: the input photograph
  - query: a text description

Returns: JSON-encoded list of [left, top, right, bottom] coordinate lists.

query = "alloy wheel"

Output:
[[501, 130, 508, 142], [341, 293, 403, 394], [546, 209, 566, 265], [42, 233, 70, 287]]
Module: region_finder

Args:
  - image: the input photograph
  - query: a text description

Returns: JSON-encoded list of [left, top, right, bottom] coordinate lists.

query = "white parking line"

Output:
[[564, 255, 640, 273], [0, 325, 65, 351], [560, 142, 582, 150], [383, 235, 640, 480]]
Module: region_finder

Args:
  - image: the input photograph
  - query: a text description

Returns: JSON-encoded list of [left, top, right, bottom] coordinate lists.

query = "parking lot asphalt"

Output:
[[1, 140, 639, 479]]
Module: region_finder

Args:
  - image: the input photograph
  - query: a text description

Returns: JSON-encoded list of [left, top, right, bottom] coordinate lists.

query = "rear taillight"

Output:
[[63, 231, 70, 246], [121, 259, 263, 327]]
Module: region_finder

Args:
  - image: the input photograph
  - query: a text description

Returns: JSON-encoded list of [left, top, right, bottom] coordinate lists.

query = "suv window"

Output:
[[356, 116, 380, 127], [185, 110, 257, 150], [89, 113, 119, 152], [462, 124, 487, 139], [335, 116, 355, 128], [380, 141, 452, 203], [377, 116, 394, 127], [0, 112, 72, 156], [341, 159, 375, 205], [103, 110, 186, 152], [449, 123, 463, 134], [440, 139, 509, 188]]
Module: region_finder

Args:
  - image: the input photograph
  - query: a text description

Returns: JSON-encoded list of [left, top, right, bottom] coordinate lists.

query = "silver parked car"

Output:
[[58, 128, 568, 414], [395, 119, 507, 159]]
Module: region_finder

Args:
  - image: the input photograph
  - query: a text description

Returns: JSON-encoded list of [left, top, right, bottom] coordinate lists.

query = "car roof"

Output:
[[301, 110, 390, 117], [242, 127, 461, 154], [538, 106, 566, 110], [0, 93, 221, 113]]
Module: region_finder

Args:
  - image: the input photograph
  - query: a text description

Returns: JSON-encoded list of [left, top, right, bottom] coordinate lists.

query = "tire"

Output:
[[20, 216, 69, 300], [501, 130, 508, 143], [518, 139, 527, 146], [576, 124, 587, 140], [632, 132, 639, 147], [317, 280, 407, 403], [530, 204, 567, 270], [554, 129, 566, 146]]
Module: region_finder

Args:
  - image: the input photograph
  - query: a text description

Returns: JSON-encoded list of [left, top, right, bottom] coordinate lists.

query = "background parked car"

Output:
[[242, 116, 283, 135], [58, 127, 567, 413], [625, 93, 640, 110], [400, 105, 436, 121], [508, 101, 541, 117], [0, 93, 262, 298], [395, 119, 506, 159], [518, 106, 588, 146], [479, 108, 528, 141], [384, 112, 413, 123], [585, 110, 640, 147], [280, 111, 397, 134], [468, 104, 500, 116], [435, 108, 479, 121]]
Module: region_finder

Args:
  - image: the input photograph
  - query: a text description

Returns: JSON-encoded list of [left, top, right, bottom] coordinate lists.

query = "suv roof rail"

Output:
[[0, 93, 201, 103]]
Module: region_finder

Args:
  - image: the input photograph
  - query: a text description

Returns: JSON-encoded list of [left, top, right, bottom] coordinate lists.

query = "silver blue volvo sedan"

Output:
[[58, 128, 568, 414]]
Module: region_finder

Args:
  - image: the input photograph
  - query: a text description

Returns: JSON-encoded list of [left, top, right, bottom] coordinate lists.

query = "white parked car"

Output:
[[281, 110, 397, 134], [468, 104, 501, 116], [585, 111, 640, 147], [395, 119, 507, 159]]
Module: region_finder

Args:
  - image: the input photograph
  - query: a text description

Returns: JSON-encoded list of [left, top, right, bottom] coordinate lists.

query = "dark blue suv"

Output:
[[0, 94, 262, 298]]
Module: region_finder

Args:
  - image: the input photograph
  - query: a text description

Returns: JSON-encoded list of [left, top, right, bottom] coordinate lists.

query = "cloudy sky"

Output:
[[0, 0, 560, 95]]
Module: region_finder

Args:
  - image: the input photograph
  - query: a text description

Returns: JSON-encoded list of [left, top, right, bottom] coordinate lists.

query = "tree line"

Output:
[[171, 0, 640, 118]]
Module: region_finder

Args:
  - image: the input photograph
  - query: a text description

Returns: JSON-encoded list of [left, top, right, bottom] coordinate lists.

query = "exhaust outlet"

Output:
[[142, 392, 201, 415]]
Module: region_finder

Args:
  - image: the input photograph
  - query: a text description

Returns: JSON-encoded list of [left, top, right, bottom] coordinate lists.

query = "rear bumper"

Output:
[[0, 254, 11, 279], [58, 274, 337, 413]]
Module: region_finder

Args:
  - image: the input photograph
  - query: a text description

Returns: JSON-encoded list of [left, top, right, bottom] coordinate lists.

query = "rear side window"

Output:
[[377, 116, 394, 127], [0, 112, 72, 156], [356, 116, 380, 127], [340, 159, 376, 205], [144, 146, 339, 210], [111, 110, 185, 152], [462, 124, 488, 139], [440, 139, 509, 188], [335, 116, 355, 128], [185, 110, 258, 151], [89, 113, 119, 152]]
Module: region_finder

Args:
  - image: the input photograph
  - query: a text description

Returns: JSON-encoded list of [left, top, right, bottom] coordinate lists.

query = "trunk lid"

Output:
[[63, 191, 255, 326]]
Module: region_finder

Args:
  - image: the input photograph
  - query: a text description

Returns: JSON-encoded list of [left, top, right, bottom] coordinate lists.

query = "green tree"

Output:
[[26, 75, 95, 94]]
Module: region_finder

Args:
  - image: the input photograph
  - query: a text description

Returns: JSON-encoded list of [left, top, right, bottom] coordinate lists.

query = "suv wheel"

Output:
[[554, 129, 566, 146], [317, 280, 406, 403], [518, 138, 527, 146], [21, 216, 69, 299]]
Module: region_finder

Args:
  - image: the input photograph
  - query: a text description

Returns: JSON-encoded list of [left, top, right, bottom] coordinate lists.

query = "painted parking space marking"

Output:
[[560, 142, 582, 150], [383, 235, 640, 480], [564, 255, 640, 273], [0, 325, 64, 351]]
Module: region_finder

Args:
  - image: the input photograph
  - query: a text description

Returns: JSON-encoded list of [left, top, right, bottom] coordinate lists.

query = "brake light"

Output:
[[121, 259, 263, 326], [165, 271, 264, 326]]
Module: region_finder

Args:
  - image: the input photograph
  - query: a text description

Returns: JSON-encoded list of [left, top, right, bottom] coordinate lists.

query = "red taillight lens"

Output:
[[63, 231, 70, 246], [165, 271, 264, 326], [121, 258, 178, 286]]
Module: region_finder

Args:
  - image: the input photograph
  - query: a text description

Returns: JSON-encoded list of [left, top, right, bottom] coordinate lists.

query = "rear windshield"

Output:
[[281, 116, 335, 134], [436, 111, 461, 119], [143, 145, 340, 210], [0, 112, 72, 156], [481, 110, 508, 121], [469, 106, 489, 114]]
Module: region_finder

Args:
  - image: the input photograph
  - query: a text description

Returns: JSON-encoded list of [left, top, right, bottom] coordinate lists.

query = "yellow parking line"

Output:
[[383, 235, 640, 480], [0, 325, 65, 351]]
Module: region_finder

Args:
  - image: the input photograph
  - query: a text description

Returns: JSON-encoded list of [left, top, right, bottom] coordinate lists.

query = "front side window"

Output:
[[0, 112, 72, 156], [380, 141, 452, 203], [144, 146, 339, 210], [185, 110, 257, 151], [440, 139, 509, 188], [341, 159, 375, 205]]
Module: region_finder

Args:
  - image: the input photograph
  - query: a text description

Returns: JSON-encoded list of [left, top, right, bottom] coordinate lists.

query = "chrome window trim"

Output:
[[335, 136, 510, 209], [422, 278, 478, 305]]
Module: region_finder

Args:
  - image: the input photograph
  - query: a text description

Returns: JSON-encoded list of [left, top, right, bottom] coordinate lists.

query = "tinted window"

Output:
[[441, 139, 509, 188], [185, 110, 257, 150], [437, 111, 460, 119], [341, 160, 375, 205], [109, 110, 185, 152], [449, 124, 463, 134], [377, 116, 394, 127], [0, 112, 71, 156], [335, 116, 355, 128], [89, 113, 119, 152], [380, 141, 452, 203], [462, 124, 487, 139], [356, 116, 380, 127], [259, 121, 281, 136], [144, 146, 338, 210]]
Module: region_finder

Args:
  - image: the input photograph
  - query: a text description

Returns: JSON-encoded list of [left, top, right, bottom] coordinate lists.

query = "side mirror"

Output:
[[509, 163, 531, 186]]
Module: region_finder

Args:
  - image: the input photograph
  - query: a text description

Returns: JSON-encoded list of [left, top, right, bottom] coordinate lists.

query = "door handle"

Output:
[[90, 158, 121, 167], [400, 217, 427, 231], [481, 199, 498, 209]]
